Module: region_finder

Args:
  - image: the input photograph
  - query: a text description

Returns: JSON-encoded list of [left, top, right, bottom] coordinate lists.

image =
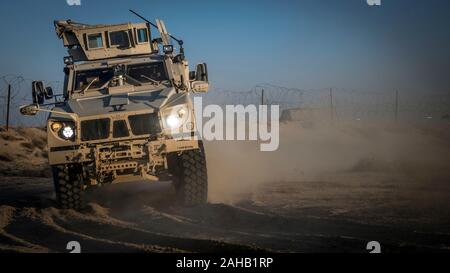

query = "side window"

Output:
[[137, 28, 149, 44], [109, 31, 130, 47], [87, 33, 104, 49]]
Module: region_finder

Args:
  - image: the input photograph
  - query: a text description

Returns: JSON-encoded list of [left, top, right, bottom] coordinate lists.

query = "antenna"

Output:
[[129, 9, 185, 56]]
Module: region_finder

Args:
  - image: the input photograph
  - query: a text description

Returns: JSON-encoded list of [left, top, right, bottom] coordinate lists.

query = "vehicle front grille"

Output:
[[80, 118, 110, 141], [80, 113, 161, 142], [128, 113, 161, 136]]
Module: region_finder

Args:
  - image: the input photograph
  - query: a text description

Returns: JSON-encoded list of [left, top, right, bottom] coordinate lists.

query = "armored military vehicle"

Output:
[[20, 11, 210, 210]]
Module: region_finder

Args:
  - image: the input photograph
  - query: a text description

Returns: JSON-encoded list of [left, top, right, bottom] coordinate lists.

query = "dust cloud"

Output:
[[206, 120, 450, 204]]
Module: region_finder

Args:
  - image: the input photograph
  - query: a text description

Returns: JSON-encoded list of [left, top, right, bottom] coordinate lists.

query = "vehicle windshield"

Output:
[[127, 62, 168, 83], [74, 68, 114, 91], [74, 62, 169, 92]]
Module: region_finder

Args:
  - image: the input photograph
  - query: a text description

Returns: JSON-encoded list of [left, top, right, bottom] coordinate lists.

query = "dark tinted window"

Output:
[[81, 119, 110, 141], [109, 31, 130, 47], [129, 114, 161, 136], [113, 120, 129, 138], [127, 63, 168, 83]]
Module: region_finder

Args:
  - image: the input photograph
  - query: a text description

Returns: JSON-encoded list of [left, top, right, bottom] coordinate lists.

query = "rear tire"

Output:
[[169, 143, 208, 206], [52, 164, 85, 210]]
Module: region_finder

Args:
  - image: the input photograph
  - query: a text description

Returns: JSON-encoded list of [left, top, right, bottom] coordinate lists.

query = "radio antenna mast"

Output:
[[129, 9, 185, 56]]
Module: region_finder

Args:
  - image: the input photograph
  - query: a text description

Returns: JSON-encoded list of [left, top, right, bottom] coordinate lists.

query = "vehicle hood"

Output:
[[51, 87, 182, 119]]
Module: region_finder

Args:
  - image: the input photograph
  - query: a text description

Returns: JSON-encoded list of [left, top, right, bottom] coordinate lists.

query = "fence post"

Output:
[[261, 89, 265, 105], [395, 90, 399, 122], [330, 88, 334, 122], [6, 84, 11, 131]]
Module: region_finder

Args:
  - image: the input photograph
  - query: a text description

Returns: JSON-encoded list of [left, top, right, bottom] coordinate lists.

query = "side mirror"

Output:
[[45, 87, 54, 100], [20, 104, 40, 116], [191, 81, 209, 93], [32, 81, 45, 105], [196, 63, 208, 82]]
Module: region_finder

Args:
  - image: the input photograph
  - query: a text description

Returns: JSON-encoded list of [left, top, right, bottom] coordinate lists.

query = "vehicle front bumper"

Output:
[[48, 138, 199, 180]]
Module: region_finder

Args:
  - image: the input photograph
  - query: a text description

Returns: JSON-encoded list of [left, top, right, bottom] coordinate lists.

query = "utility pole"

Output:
[[261, 89, 265, 105], [6, 84, 11, 131], [330, 88, 334, 122], [395, 90, 399, 122]]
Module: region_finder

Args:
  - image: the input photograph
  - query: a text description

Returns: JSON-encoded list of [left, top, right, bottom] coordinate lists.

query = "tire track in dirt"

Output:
[[124, 203, 450, 252], [52, 204, 263, 253], [1, 176, 449, 252], [0, 203, 264, 253], [108, 203, 368, 252], [1, 206, 168, 253]]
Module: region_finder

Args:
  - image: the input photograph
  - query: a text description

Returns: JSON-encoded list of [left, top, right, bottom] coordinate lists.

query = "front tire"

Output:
[[169, 144, 208, 206], [52, 164, 85, 210]]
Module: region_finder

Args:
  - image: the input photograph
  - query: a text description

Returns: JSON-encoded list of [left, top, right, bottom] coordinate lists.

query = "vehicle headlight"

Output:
[[164, 106, 189, 129], [166, 114, 182, 129], [50, 122, 63, 132], [62, 126, 75, 139], [50, 120, 76, 141]]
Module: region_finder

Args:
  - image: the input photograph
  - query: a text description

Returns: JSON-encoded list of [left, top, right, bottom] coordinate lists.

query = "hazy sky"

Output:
[[0, 0, 449, 92]]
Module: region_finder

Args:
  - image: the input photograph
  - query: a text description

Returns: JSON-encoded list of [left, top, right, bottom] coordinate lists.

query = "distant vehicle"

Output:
[[20, 11, 210, 210]]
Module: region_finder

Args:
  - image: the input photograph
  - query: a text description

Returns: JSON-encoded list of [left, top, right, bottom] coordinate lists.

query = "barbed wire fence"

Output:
[[1, 74, 450, 128], [0, 75, 61, 128], [203, 84, 450, 125]]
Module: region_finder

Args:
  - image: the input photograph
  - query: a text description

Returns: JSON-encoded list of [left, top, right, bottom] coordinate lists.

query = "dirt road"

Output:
[[0, 173, 449, 253]]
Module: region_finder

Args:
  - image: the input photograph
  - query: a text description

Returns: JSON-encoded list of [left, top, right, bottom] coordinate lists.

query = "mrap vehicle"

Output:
[[20, 11, 210, 210]]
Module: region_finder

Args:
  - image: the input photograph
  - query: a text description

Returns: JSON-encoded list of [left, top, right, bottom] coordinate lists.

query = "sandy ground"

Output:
[[0, 122, 449, 253]]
